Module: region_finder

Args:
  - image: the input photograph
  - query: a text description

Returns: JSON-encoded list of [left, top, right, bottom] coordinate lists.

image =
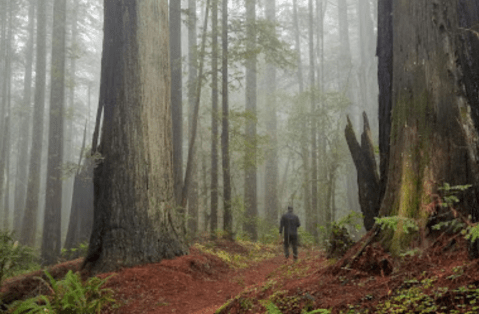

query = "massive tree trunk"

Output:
[[20, 0, 48, 247], [42, 0, 67, 265], [264, 0, 279, 226], [244, 0, 258, 241], [378, 0, 479, 255], [169, 0, 183, 207], [83, 0, 187, 274], [377, 0, 393, 206]]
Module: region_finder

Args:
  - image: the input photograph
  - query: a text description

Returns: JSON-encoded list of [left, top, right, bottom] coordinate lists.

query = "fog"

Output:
[[0, 0, 378, 250]]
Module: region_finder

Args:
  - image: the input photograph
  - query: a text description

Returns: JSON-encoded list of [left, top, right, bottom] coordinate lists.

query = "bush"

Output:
[[8, 270, 116, 314], [0, 230, 39, 285]]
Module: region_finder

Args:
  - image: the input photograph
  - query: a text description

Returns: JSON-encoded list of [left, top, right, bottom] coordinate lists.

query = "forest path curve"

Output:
[[100, 241, 317, 314]]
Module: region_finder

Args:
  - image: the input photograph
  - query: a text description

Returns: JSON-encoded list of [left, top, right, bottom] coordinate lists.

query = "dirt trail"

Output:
[[100, 243, 312, 314]]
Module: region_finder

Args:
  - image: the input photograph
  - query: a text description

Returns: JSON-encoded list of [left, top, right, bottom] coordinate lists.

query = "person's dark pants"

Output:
[[283, 234, 298, 259]]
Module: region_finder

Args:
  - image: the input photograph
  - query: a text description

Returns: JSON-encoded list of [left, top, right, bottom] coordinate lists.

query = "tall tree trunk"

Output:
[[377, 0, 393, 206], [244, 0, 258, 241], [170, 0, 183, 207], [210, 0, 219, 237], [20, 0, 48, 247], [378, 0, 479, 255], [187, 0, 199, 235], [41, 0, 67, 265], [62, 0, 80, 241], [222, 0, 232, 239], [83, 0, 187, 274], [14, 0, 36, 234], [0, 0, 13, 230], [293, 0, 311, 224], [264, 0, 278, 225], [308, 0, 318, 239]]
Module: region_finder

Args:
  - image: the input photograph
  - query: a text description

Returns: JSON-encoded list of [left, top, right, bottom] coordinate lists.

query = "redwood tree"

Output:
[[377, 0, 479, 254], [83, 0, 187, 274]]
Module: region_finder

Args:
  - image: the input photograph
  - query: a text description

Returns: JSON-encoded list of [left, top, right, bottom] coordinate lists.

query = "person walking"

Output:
[[279, 205, 301, 261]]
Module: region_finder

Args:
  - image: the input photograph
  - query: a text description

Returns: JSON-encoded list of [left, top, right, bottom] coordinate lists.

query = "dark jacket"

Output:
[[279, 212, 301, 236]]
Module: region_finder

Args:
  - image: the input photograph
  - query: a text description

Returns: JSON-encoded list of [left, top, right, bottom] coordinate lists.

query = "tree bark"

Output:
[[169, 0, 183, 207], [264, 0, 279, 226], [0, 0, 12, 230], [222, 0, 233, 239], [187, 0, 199, 235], [13, 0, 35, 234], [244, 0, 258, 241], [308, 0, 318, 239], [20, 0, 48, 247], [42, 0, 67, 265], [83, 0, 187, 274], [378, 0, 479, 255], [210, 0, 219, 237], [345, 112, 380, 231]]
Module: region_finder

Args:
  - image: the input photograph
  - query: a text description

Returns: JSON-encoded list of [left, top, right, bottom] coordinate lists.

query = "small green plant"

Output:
[[0, 230, 39, 285], [9, 270, 116, 314], [438, 183, 472, 208], [265, 301, 331, 314], [61, 240, 89, 260], [374, 216, 419, 233]]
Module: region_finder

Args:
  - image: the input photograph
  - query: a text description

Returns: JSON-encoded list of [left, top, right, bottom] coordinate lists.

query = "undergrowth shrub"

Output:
[[8, 270, 116, 314], [60, 240, 89, 261], [0, 230, 39, 285]]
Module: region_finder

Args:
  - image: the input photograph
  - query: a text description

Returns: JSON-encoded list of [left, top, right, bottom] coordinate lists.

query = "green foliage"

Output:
[[298, 229, 315, 248], [9, 270, 116, 314], [372, 277, 479, 314], [432, 219, 465, 233], [265, 301, 331, 314], [0, 230, 39, 285], [438, 183, 472, 208], [375, 216, 419, 233], [335, 212, 364, 232], [61, 241, 89, 260], [463, 224, 479, 243]]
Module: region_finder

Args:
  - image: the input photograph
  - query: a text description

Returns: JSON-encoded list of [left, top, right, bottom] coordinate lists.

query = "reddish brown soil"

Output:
[[2, 235, 479, 313], [99, 242, 304, 314]]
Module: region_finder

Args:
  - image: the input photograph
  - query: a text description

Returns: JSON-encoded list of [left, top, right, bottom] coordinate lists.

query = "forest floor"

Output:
[[3, 231, 479, 313]]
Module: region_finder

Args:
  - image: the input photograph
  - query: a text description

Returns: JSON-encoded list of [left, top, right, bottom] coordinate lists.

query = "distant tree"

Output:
[[13, 0, 35, 234], [42, 0, 67, 265], [210, 0, 219, 237], [264, 0, 279, 226], [20, 0, 48, 247], [308, 0, 318, 239], [83, 0, 187, 274], [0, 0, 13, 230], [244, 0, 258, 241], [170, 0, 183, 207], [187, 0, 199, 235], [222, 0, 233, 239]]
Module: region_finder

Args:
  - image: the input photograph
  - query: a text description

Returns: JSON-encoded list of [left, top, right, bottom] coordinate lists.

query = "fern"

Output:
[[9, 270, 116, 313], [374, 216, 419, 233]]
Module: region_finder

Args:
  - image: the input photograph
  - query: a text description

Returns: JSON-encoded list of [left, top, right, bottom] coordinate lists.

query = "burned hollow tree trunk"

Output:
[[344, 112, 380, 231]]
